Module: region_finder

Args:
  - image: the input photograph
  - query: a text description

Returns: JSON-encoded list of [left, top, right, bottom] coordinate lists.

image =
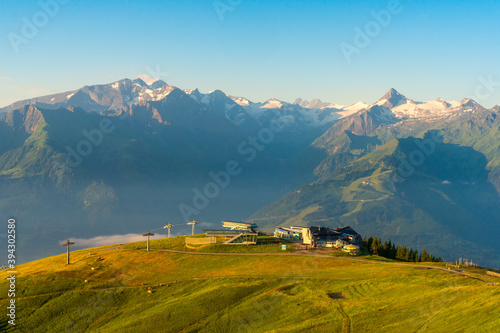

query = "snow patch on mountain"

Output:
[[3, 79, 488, 134], [334, 101, 370, 117], [371, 89, 485, 120], [292, 97, 369, 119], [229, 96, 251, 106], [261, 99, 284, 109]]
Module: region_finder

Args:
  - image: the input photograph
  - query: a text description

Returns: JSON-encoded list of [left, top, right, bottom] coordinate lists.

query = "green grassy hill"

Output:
[[1, 239, 499, 332]]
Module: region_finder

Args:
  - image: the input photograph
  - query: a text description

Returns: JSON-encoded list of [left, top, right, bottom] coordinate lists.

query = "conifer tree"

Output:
[[367, 236, 374, 251], [420, 248, 429, 262], [396, 245, 405, 260], [371, 237, 381, 255], [404, 247, 410, 262], [412, 250, 419, 262]]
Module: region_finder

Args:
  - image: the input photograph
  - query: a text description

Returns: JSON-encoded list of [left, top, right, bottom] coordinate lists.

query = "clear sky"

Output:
[[1, 0, 499, 108]]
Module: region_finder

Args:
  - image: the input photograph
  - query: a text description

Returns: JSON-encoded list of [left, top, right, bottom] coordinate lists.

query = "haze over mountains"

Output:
[[0, 78, 367, 129], [0, 78, 499, 267]]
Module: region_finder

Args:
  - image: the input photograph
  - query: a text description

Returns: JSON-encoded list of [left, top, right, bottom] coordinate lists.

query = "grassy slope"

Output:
[[0, 240, 499, 332], [248, 134, 500, 267]]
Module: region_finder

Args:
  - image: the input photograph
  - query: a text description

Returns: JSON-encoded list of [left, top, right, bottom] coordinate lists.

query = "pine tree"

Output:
[[392, 243, 398, 259], [367, 236, 374, 252], [412, 249, 419, 262], [363, 236, 445, 263], [404, 247, 411, 262], [371, 237, 379, 255], [382, 240, 389, 257], [420, 248, 429, 262], [372, 237, 377, 254], [396, 245, 405, 260], [387, 241, 396, 259]]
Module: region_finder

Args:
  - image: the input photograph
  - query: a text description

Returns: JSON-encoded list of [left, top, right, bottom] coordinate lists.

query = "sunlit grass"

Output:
[[0, 243, 499, 332]]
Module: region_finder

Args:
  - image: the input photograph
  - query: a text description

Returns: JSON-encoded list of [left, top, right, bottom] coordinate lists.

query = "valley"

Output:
[[0, 82, 498, 268]]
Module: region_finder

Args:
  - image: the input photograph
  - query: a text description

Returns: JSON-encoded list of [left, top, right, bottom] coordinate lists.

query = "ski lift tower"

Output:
[[187, 220, 199, 235], [61, 239, 75, 265], [163, 223, 174, 238], [143, 230, 155, 251]]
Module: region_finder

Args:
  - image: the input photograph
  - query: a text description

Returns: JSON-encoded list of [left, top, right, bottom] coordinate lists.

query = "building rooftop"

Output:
[[204, 230, 257, 236], [276, 227, 302, 233], [221, 220, 258, 231], [334, 226, 359, 236]]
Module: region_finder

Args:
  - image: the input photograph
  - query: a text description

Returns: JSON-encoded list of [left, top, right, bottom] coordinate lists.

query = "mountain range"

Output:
[[0, 78, 499, 267]]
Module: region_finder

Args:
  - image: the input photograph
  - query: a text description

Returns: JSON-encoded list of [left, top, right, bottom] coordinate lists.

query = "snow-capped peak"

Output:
[[345, 101, 369, 110], [229, 96, 251, 106], [184, 88, 201, 95], [388, 94, 485, 119], [261, 99, 284, 109], [6, 76, 490, 133], [330, 101, 369, 118], [376, 88, 414, 108], [436, 98, 450, 108], [150, 79, 168, 89], [132, 78, 148, 87], [293, 98, 309, 108], [459, 98, 483, 109]]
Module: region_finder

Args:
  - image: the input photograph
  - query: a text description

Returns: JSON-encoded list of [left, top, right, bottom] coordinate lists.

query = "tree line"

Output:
[[363, 236, 443, 263]]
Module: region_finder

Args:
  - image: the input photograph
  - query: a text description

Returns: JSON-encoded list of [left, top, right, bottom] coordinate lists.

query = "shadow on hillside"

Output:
[[398, 140, 500, 253]]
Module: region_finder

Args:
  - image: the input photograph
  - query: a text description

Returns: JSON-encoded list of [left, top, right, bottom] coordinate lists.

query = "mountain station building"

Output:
[[274, 225, 361, 248], [201, 220, 259, 245]]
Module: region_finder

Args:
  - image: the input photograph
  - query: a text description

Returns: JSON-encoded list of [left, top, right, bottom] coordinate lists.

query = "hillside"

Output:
[[248, 108, 500, 268], [1, 240, 499, 332]]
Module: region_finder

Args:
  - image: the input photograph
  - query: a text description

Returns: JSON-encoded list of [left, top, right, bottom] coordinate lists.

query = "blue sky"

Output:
[[1, 0, 499, 107]]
